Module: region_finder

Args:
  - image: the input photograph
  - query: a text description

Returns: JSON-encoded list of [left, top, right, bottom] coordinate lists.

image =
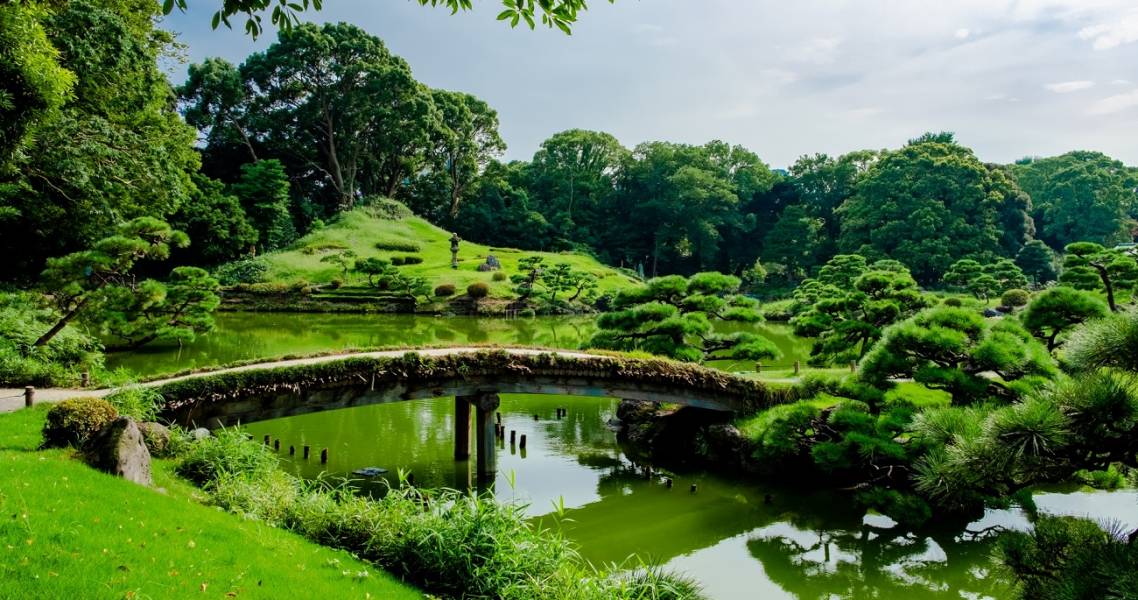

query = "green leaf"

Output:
[[496, 9, 514, 20]]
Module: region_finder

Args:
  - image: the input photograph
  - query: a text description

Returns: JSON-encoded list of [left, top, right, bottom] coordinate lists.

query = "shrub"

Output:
[[492, 271, 507, 281], [400, 255, 423, 265], [374, 239, 421, 253], [0, 292, 104, 387], [467, 282, 490, 299], [359, 197, 412, 220], [942, 297, 963, 307], [214, 259, 268, 286], [105, 386, 163, 421], [299, 241, 347, 255], [328, 277, 343, 289], [176, 429, 278, 487], [1001, 288, 1030, 308], [42, 397, 119, 448], [390, 256, 406, 266], [434, 284, 456, 297]]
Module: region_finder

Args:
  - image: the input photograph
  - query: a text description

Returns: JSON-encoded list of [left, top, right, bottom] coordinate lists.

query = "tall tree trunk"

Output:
[[1093, 263, 1117, 312]]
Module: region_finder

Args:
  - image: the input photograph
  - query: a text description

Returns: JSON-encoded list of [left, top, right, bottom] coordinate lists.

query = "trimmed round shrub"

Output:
[[434, 284, 456, 297], [1001, 288, 1031, 308], [214, 259, 267, 286], [390, 256, 406, 266], [401, 255, 424, 265], [492, 271, 507, 281], [467, 282, 490, 299], [942, 297, 963, 307], [42, 397, 119, 448]]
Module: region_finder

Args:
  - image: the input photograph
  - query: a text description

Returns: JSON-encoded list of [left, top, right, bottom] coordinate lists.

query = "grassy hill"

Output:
[[258, 199, 640, 300]]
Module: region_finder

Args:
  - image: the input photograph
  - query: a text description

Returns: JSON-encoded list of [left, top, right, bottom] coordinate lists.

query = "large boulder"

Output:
[[83, 417, 152, 486], [476, 254, 502, 271]]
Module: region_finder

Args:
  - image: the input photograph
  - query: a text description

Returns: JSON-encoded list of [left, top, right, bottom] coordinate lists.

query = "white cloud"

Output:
[[955, 28, 971, 39], [1088, 90, 1138, 115], [789, 36, 843, 64], [1045, 80, 1096, 93], [847, 107, 883, 119], [1078, 11, 1138, 50], [1112, 79, 1133, 86]]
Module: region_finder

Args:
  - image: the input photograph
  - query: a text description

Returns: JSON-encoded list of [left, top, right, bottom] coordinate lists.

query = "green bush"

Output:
[[390, 256, 405, 266], [214, 259, 268, 286], [374, 239, 421, 253], [176, 429, 278, 487], [42, 397, 119, 448], [1001, 288, 1030, 308], [434, 284, 456, 297], [299, 241, 347, 255], [105, 386, 163, 421], [942, 297, 963, 307], [467, 282, 490, 299], [492, 271, 507, 281], [400, 255, 423, 265]]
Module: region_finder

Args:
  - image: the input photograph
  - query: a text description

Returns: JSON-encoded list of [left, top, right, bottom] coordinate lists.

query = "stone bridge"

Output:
[[153, 348, 797, 479]]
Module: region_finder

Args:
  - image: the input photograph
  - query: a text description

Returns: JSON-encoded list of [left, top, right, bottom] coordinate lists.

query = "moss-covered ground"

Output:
[[0, 405, 422, 600]]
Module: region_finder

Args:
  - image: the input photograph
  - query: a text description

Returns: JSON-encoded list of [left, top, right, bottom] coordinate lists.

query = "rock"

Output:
[[476, 254, 501, 271], [190, 427, 211, 441], [352, 467, 388, 477], [83, 417, 152, 486], [137, 422, 172, 457]]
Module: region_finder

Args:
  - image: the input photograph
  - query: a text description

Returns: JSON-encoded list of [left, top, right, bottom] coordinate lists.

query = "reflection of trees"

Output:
[[748, 519, 1013, 599]]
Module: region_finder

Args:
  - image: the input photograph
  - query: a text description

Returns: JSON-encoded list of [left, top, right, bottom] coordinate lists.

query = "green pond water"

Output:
[[111, 313, 1138, 599]]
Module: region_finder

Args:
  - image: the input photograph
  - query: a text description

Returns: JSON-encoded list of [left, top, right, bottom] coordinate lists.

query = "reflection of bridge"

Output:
[[153, 348, 796, 479]]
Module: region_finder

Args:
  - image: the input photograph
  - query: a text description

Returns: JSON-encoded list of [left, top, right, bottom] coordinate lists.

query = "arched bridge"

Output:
[[152, 347, 797, 478]]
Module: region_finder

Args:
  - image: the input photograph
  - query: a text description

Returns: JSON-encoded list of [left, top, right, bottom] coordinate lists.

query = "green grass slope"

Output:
[[0, 406, 422, 600], [260, 200, 641, 298]]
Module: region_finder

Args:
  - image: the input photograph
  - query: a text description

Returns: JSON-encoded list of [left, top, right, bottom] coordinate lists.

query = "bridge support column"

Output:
[[454, 396, 471, 460], [473, 392, 500, 481]]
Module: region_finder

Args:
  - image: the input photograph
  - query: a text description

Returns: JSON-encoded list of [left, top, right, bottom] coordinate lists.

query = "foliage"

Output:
[[943, 258, 1028, 300], [1015, 240, 1057, 284], [837, 134, 1031, 283], [99, 266, 221, 351], [213, 258, 268, 285], [175, 428, 279, 487], [590, 272, 778, 363], [467, 281, 490, 299], [1021, 287, 1109, 351], [164, 0, 613, 39], [1012, 151, 1138, 249], [791, 256, 931, 365], [0, 2, 75, 161], [999, 516, 1138, 599], [170, 174, 258, 266], [0, 292, 104, 387], [0, 0, 199, 281], [375, 239, 423, 252], [859, 307, 1056, 405], [1060, 242, 1138, 312], [1000, 289, 1030, 309], [318, 249, 357, 278], [104, 385, 164, 422], [434, 283, 456, 297], [41, 397, 118, 448], [762, 205, 824, 281], [1063, 309, 1138, 373], [230, 159, 296, 252]]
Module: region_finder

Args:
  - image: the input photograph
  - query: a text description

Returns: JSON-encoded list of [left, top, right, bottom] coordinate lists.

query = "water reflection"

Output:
[[239, 394, 1138, 599], [107, 312, 811, 376]]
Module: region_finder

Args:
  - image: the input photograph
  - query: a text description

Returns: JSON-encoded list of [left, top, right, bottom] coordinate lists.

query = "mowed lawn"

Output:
[[0, 406, 422, 600], [261, 201, 641, 297]]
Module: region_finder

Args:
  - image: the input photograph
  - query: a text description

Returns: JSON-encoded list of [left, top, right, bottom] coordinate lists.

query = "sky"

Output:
[[162, 0, 1138, 169]]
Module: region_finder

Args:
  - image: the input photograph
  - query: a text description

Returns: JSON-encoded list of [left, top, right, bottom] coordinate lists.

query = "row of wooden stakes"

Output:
[[264, 435, 328, 464]]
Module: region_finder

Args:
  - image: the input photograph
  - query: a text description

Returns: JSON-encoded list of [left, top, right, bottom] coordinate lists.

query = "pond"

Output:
[[110, 313, 1138, 598], [238, 393, 1138, 600], [106, 311, 812, 377]]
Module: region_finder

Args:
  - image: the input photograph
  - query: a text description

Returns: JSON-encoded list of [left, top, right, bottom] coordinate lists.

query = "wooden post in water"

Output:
[[303, 445, 311, 459], [519, 434, 527, 450], [320, 448, 328, 464], [273, 439, 280, 452], [474, 392, 501, 479], [289, 446, 295, 456], [454, 396, 471, 460], [509, 430, 516, 444], [755, 361, 762, 374], [263, 435, 270, 446], [23, 386, 34, 408]]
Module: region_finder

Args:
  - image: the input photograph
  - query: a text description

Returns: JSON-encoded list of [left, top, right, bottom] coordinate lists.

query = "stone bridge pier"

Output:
[[454, 391, 501, 480]]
